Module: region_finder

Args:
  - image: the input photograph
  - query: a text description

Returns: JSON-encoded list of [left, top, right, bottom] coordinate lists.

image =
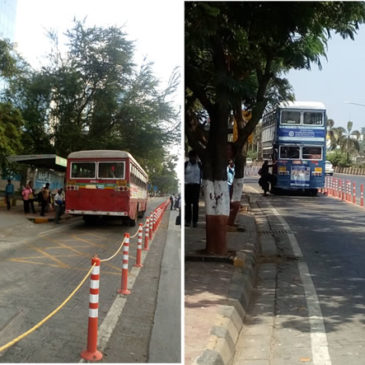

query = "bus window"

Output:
[[71, 162, 95, 178], [281, 111, 300, 125], [302, 146, 322, 160], [280, 146, 300, 159], [303, 112, 323, 125], [98, 162, 125, 179]]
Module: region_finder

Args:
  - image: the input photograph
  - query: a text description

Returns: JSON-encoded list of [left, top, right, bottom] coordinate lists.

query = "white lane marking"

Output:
[[246, 184, 332, 364], [298, 261, 332, 365]]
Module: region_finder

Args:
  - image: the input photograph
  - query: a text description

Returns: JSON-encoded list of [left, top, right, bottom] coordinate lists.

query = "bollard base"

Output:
[[118, 289, 131, 295], [81, 349, 103, 361], [134, 263, 143, 268], [143, 247, 149, 251]]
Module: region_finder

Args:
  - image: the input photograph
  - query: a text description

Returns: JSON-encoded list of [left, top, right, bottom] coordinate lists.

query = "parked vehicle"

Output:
[[325, 160, 334, 175], [261, 101, 327, 195], [65, 150, 148, 225]]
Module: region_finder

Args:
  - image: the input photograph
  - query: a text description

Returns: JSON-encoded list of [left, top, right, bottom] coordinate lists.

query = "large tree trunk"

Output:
[[203, 180, 229, 254], [203, 102, 230, 255]]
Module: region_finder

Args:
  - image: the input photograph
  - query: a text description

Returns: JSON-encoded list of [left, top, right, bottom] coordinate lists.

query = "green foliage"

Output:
[[0, 39, 18, 78], [0, 102, 24, 167], [327, 150, 351, 167], [337, 121, 361, 158], [6, 71, 55, 154], [185, 2, 365, 180], [3, 20, 180, 191], [149, 155, 179, 194]]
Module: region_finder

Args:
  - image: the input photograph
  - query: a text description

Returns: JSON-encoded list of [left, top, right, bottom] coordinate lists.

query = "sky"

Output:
[[287, 25, 365, 133], [14, 0, 184, 183]]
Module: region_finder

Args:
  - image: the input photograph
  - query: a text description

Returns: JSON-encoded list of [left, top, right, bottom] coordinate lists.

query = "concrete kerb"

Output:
[[194, 195, 261, 365]]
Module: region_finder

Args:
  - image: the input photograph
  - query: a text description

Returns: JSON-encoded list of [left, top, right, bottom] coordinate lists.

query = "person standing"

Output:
[[258, 160, 273, 196], [54, 188, 65, 224], [5, 179, 14, 210], [21, 182, 32, 214], [28, 181, 36, 213], [40, 183, 50, 216], [185, 150, 202, 228], [227, 159, 235, 200]]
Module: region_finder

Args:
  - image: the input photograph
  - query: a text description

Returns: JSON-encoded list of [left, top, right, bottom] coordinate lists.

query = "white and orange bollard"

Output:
[[81, 256, 103, 361], [144, 217, 150, 251], [361, 184, 364, 207], [153, 210, 157, 232], [118, 233, 131, 295], [134, 224, 143, 268], [149, 213, 153, 240], [353, 182, 356, 205]]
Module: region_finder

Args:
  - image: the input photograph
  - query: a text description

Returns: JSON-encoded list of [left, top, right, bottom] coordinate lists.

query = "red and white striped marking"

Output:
[[81, 256, 103, 361], [144, 217, 150, 250], [149, 213, 153, 240], [134, 224, 143, 268], [361, 184, 364, 207], [118, 233, 131, 295]]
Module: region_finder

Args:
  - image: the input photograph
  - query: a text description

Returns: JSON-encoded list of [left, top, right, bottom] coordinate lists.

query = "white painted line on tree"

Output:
[[203, 179, 230, 216], [232, 177, 244, 202]]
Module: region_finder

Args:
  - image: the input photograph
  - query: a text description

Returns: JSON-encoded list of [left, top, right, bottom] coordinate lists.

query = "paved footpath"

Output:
[[185, 191, 259, 365]]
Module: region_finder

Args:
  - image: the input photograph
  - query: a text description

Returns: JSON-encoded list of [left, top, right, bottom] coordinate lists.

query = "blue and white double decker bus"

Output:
[[261, 101, 327, 195]]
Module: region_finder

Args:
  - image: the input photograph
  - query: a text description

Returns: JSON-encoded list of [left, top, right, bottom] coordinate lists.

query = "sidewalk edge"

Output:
[[193, 228, 258, 365]]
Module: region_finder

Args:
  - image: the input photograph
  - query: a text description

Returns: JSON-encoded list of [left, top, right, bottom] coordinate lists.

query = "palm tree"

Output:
[[326, 119, 343, 151], [338, 121, 361, 162]]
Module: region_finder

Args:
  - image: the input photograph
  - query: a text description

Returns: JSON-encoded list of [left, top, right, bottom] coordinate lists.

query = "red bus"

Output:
[[65, 150, 148, 225]]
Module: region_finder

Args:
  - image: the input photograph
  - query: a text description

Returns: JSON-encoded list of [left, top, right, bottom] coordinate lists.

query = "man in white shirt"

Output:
[[54, 188, 65, 224], [185, 150, 202, 227]]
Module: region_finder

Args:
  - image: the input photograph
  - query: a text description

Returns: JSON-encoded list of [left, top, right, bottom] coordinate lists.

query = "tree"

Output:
[[0, 40, 26, 167], [0, 39, 19, 79], [4, 20, 180, 191], [5, 70, 55, 154], [186, 2, 365, 255], [338, 121, 361, 162], [0, 102, 24, 167]]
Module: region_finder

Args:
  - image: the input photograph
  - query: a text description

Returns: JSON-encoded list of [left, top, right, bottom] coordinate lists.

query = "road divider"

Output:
[[118, 233, 131, 296], [0, 199, 170, 362], [81, 256, 102, 361], [322, 176, 364, 209], [134, 224, 143, 268]]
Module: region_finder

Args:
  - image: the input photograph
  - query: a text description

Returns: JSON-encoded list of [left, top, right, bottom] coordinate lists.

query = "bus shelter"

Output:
[[6, 154, 67, 192]]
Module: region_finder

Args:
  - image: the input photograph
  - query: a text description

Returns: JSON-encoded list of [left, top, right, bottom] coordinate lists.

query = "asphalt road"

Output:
[[243, 179, 365, 364], [0, 197, 178, 363]]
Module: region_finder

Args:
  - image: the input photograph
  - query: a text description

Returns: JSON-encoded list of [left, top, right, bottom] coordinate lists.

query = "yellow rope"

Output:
[[0, 264, 95, 354], [100, 238, 126, 262], [130, 227, 140, 239]]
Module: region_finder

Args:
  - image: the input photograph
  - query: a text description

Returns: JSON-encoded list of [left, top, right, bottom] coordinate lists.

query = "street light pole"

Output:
[[344, 101, 365, 107]]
